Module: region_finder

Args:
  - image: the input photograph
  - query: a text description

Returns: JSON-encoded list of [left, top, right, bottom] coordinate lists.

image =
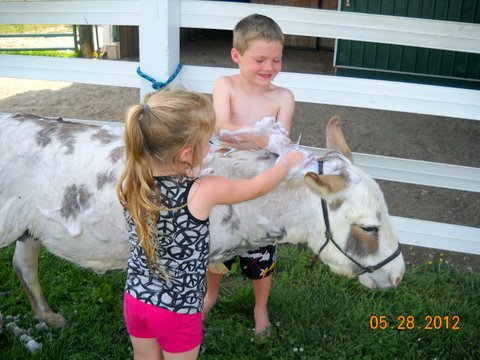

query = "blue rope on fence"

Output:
[[136, 61, 183, 90]]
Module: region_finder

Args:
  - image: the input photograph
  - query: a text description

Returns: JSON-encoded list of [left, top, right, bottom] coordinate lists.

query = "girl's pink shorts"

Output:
[[123, 292, 202, 353]]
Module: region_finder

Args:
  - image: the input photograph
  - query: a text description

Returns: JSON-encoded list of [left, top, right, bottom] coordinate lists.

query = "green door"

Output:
[[336, 0, 480, 89]]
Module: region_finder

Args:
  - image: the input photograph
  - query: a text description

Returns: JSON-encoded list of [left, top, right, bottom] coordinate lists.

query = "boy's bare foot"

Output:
[[202, 295, 217, 320], [254, 326, 274, 342], [254, 309, 272, 335]]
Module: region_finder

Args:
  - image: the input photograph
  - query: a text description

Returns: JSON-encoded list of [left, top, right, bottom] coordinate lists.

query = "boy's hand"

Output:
[[217, 117, 293, 152], [251, 134, 270, 149], [265, 133, 293, 155]]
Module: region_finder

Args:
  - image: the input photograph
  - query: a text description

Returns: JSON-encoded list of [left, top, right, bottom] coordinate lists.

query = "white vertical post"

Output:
[[139, 0, 180, 101]]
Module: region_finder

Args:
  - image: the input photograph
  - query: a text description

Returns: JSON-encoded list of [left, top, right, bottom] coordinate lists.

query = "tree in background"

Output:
[[77, 25, 94, 58]]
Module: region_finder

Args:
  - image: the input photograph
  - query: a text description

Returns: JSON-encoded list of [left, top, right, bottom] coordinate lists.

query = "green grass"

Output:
[[0, 24, 73, 35], [1, 243, 479, 359], [0, 50, 78, 57], [0, 24, 78, 57]]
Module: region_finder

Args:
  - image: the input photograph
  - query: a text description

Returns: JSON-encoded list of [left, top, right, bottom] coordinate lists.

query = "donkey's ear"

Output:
[[304, 172, 346, 197], [326, 116, 353, 162]]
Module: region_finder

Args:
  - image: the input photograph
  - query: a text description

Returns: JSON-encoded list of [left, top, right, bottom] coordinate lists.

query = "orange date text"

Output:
[[369, 315, 460, 330]]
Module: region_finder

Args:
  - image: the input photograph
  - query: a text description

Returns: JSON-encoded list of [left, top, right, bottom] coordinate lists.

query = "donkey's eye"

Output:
[[361, 226, 379, 234]]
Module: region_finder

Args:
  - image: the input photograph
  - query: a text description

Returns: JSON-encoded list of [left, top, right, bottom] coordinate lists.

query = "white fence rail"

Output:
[[0, 0, 479, 255]]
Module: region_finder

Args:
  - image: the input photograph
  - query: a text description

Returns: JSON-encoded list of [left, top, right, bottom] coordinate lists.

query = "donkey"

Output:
[[0, 113, 405, 329]]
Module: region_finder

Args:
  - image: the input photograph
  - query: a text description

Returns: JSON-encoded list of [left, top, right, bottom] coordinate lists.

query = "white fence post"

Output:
[[138, 0, 180, 100]]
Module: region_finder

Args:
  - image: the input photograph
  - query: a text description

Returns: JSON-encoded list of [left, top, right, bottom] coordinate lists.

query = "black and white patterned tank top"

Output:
[[125, 176, 210, 314]]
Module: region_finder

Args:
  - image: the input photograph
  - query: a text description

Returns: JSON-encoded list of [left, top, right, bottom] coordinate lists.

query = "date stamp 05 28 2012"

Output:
[[369, 315, 460, 331]]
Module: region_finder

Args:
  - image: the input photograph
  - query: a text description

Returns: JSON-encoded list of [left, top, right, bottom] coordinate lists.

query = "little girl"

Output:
[[116, 88, 304, 360]]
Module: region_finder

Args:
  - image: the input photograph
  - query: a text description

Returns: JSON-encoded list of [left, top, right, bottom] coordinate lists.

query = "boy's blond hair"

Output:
[[233, 14, 284, 54]]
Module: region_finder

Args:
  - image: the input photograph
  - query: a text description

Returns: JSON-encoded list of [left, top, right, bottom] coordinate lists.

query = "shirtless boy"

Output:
[[204, 13, 295, 338]]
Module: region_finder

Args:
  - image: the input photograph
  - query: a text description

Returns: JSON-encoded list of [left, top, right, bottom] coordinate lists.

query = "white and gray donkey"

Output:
[[0, 113, 405, 329]]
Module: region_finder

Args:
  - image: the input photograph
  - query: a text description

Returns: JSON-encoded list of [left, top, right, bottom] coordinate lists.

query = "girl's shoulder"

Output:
[[188, 175, 229, 220], [193, 174, 224, 188], [191, 175, 234, 202]]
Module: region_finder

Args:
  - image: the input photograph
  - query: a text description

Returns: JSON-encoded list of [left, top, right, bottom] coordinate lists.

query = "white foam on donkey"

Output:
[[203, 117, 315, 273], [214, 117, 316, 177]]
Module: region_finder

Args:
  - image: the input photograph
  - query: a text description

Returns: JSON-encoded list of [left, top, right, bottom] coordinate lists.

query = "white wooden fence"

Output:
[[1, 0, 479, 255]]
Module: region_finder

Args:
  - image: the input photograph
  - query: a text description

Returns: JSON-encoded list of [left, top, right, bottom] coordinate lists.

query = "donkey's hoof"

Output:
[[40, 312, 67, 329]]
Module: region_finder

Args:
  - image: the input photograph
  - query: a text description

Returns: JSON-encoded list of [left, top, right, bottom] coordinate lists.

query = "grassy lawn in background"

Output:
[[1, 243, 478, 359], [0, 50, 78, 57], [0, 24, 73, 35], [0, 24, 78, 57]]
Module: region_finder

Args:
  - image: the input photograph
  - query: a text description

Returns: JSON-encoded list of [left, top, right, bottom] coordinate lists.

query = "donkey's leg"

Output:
[[326, 116, 353, 162], [13, 234, 67, 328]]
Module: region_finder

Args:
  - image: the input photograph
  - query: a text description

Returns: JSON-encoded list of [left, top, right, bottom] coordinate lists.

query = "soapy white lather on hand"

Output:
[[218, 116, 290, 151], [217, 117, 315, 177]]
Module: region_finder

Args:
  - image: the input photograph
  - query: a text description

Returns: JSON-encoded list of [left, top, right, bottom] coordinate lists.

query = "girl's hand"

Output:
[[280, 151, 307, 170]]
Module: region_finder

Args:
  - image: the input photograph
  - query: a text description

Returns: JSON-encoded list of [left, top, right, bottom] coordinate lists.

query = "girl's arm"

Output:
[[188, 151, 305, 220]]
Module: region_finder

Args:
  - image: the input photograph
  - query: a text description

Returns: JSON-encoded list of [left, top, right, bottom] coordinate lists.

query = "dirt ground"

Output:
[[0, 30, 479, 275]]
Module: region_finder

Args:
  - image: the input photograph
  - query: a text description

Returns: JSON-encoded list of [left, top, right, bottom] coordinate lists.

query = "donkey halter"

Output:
[[313, 160, 402, 276]]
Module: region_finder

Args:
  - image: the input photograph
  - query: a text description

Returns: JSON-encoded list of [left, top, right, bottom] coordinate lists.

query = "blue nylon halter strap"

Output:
[[136, 61, 183, 90], [310, 160, 402, 276]]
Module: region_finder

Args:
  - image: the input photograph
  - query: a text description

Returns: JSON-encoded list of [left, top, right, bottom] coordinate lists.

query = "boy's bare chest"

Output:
[[229, 92, 279, 126]]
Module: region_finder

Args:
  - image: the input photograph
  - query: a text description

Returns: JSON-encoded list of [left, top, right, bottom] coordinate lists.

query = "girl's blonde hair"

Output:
[[233, 13, 284, 54], [116, 88, 215, 276]]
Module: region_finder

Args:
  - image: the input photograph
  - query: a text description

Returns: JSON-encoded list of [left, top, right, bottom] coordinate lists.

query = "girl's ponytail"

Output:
[[117, 102, 161, 276]]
